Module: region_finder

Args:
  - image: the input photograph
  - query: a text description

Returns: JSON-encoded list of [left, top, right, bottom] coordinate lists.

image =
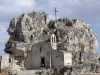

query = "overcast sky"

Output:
[[0, 0, 100, 55]]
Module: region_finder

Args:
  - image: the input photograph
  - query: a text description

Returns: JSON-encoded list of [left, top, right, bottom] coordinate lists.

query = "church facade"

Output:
[[25, 42, 72, 69]]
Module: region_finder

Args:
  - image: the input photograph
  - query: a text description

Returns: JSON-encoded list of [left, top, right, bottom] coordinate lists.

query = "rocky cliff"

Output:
[[5, 11, 100, 74]]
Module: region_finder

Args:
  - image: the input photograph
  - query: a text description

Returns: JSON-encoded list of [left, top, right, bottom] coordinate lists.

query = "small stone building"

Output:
[[0, 54, 11, 72], [24, 42, 72, 69]]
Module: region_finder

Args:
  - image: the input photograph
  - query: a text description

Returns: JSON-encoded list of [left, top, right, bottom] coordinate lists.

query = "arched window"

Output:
[[52, 37, 53, 43], [50, 34, 57, 50], [54, 37, 55, 43], [54, 36, 56, 43]]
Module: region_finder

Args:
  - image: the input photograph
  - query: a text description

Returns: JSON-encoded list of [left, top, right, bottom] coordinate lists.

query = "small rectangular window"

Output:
[[40, 47, 41, 52]]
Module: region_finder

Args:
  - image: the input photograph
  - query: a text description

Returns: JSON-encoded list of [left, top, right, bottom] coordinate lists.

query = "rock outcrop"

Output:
[[4, 11, 100, 74]]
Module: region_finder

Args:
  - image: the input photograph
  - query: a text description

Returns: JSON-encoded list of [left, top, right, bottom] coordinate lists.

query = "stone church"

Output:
[[0, 34, 72, 72]]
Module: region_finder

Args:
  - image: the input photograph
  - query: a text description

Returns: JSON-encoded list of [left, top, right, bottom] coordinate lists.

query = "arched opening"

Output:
[[51, 34, 57, 50], [52, 36, 53, 43], [54, 37, 55, 43]]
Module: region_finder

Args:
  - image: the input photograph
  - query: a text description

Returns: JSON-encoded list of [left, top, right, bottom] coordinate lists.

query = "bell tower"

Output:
[[50, 34, 57, 50]]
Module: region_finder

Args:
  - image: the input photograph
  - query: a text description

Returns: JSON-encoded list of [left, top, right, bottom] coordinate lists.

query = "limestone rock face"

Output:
[[4, 11, 99, 74], [5, 11, 50, 54]]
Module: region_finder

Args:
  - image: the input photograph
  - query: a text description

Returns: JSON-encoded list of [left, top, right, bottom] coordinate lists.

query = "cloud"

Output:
[[0, 0, 36, 12], [0, 0, 100, 25], [0, 0, 36, 22]]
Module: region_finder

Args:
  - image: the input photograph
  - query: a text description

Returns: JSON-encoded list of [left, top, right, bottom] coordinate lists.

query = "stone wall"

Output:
[[0, 54, 10, 72], [64, 52, 72, 66], [24, 42, 65, 69]]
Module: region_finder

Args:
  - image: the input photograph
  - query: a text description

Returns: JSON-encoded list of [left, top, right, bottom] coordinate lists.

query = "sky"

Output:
[[0, 0, 100, 55]]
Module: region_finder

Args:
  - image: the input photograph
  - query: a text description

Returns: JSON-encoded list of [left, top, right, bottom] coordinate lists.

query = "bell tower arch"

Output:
[[50, 34, 57, 50]]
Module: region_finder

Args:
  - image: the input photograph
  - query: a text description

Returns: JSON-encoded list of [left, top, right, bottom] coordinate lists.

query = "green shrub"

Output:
[[58, 18, 62, 21], [7, 39, 14, 44], [65, 21, 73, 26]]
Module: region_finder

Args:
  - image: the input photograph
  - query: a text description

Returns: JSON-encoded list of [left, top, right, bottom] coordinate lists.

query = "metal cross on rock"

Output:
[[54, 7, 58, 21]]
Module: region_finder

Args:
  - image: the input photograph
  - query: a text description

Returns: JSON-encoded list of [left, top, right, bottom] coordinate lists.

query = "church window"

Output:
[[54, 37, 56, 43], [54, 37, 55, 43], [51, 34, 57, 50], [52, 37, 53, 43], [40, 47, 41, 52]]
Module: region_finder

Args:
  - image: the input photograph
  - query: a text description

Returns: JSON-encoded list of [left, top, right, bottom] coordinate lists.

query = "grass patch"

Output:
[[65, 21, 73, 26], [7, 39, 14, 44]]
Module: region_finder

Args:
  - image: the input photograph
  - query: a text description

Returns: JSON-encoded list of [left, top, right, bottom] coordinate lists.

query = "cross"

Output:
[[54, 7, 58, 21]]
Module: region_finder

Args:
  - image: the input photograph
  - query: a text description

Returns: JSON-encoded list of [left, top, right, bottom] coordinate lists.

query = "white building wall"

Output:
[[64, 52, 72, 66], [0, 53, 10, 72]]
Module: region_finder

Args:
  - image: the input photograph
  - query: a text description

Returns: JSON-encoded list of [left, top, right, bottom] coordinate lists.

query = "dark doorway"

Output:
[[41, 57, 45, 67], [9, 58, 11, 63]]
